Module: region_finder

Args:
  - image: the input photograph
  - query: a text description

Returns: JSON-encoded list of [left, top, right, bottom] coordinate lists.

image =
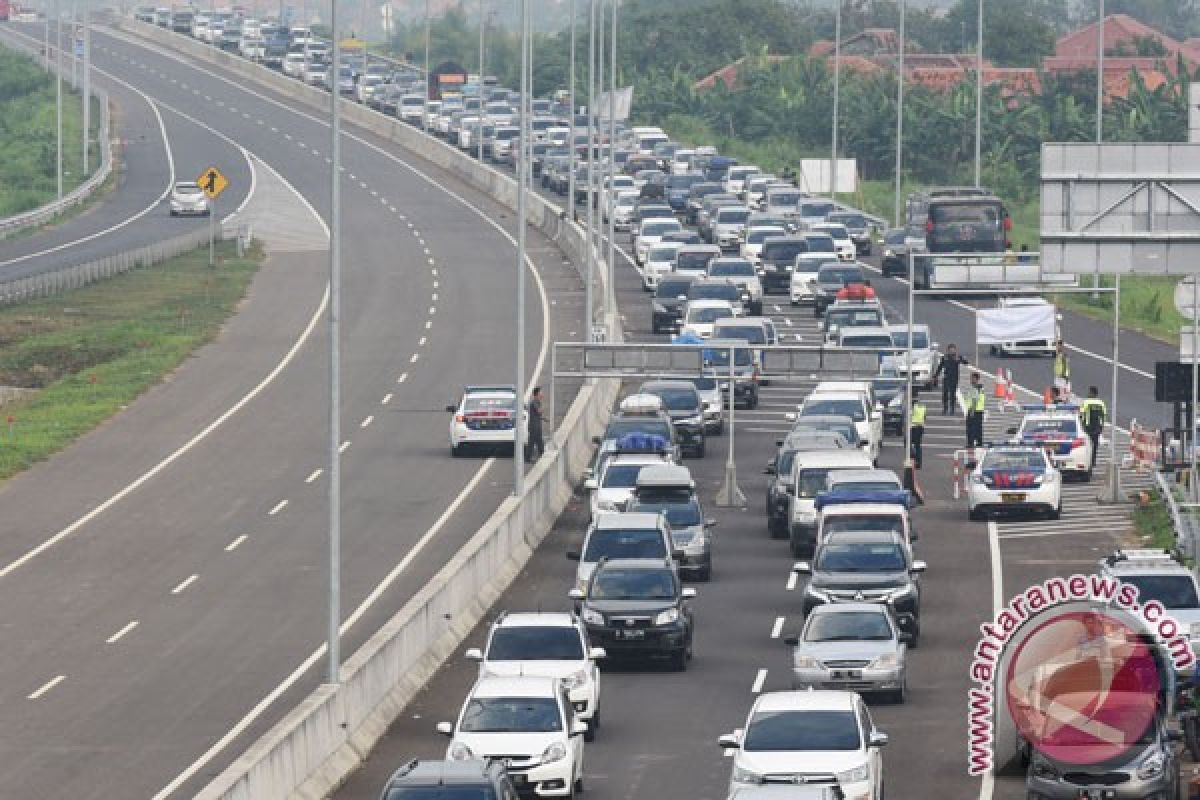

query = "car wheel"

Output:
[[697, 563, 712, 582], [574, 775, 584, 794], [889, 678, 907, 705], [789, 536, 808, 558], [584, 721, 596, 742], [671, 648, 688, 671], [1048, 501, 1062, 520], [968, 506, 984, 521], [451, 443, 463, 458], [695, 441, 706, 458], [769, 518, 787, 540]]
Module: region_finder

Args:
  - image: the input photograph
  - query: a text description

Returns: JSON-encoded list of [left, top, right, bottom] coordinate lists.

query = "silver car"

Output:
[[785, 602, 913, 703], [169, 181, 209, 216], [690, 377, 724, 434]]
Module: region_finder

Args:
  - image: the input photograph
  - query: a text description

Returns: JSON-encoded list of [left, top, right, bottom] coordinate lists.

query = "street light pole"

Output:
[[607, 0, 617, 318], [567, 0, 576, 223], [327, 0, 344, 687], [584, 0, 595, 337], [1096, 0, 1104, 143], [893, 0, 905, 228], [56, 0, 63, 201], [514, 0, 529, 496], [422, 0, 430, 133], [830, 0, 840, 200], [477, 0, 485, 162], [82, 0, 90, 173], [974, 0, 983, 187]]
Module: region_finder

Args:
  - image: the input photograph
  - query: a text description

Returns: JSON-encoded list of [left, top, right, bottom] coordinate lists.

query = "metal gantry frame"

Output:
[[905, 251, 1124, 503]]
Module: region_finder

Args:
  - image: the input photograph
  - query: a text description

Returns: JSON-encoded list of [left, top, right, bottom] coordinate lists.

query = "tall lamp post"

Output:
[[566, 0, 577, 224], [326, 0, 344, 687], [607, 0, 617, 318], [830, 0, 840, 200], [422, 0, 430, 132], [584, 0, 596, 337], [513, 0, 530, 496], [973, 0, 983, 187], [893, 0, 905, 228]]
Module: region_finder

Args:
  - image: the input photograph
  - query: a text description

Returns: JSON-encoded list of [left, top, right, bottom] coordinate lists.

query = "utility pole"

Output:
[[477, 0, 484, 161], [514, 0, 529, 496], [584, 0, 595, 337], [56, 0, 64, 201], [974, 0, 983, 187], [830, 0, 841, 200], [607, 0, 616, 318], [1096, 0, 1104, 142], [893, 0, 905, 228], [82, 0, 90, 173], [567, 0, 576, 218], [422, 0, 430, 132], [71, 0, 78, 90], [327, 0, 343, 687]]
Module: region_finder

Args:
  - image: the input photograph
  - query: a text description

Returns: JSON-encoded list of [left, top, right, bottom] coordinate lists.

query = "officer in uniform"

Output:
[[909, 391, 927, 469], [1079, 386, 1107, 471], [933, 343, 968, 415], [965, 372, 986, 449]]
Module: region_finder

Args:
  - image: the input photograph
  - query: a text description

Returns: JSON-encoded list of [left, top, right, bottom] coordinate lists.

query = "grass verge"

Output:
[[0, 240, 263, 481], [1051, 275, 1187, 344], [1132, 488, 1178, 551]]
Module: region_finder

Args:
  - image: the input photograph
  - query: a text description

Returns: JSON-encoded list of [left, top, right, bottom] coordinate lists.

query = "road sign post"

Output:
[[197, 166, 229, 267]]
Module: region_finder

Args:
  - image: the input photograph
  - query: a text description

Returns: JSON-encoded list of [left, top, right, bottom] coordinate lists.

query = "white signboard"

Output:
[[976, 305, 1057, 345], [1175, 276, 1200, 321], [1191, 83, 1200, 144], [797, 159, 856, 194], [596, 87, 633, 121]]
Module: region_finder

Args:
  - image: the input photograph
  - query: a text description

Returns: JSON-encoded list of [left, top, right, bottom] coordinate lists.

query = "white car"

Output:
[[741, 225, 786, 266], [643, 242, 684, 291], [465, 612, 605, 738], [811, 223, 856, 261], [680, 299, 736, 339], [169, 181, 209, 216], [725, 165, 761, 198], [880, 324, 940, 389], [798, 389, 883, 463], [707, 258, 764, 316], [989, 296, 1060, 357], [1011, 406, 1095, 480], [438, 675, 586, 798], [720, 690, 887, 800], [609, 189, 639, 233], [634, 218, 684, 265], [584, 453, 672, 518], [601, 176, 636, 220], [569, 511, 675, 592], [282, 52, 307, 78], [446, 385, 523, 457], [967, 444, 1062, 520]]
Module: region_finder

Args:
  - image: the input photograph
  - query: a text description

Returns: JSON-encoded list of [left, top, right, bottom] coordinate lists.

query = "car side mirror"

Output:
[[568, 588, 585, 600], [717, 733, 740, 749], [571, 721, 589, 737], [436, 721, 454, 736], [792, 561, 811, 574], [672, 548, 686, 561], [590, 647, 607, 660], [783, 634, 799, 647], [445, 404, 457, 412], [465, 647, 484, 662], [591, 436, 602, 445], [682, 587, 698, 599], [868, 731, 889, 748], [764, 461, 776, 475], [911, 560, 927, 574], [785, 485, 795, 495], [1006, 427, 1017, 435], [583, 479, 598, 491], [566, 551, 581, 561]]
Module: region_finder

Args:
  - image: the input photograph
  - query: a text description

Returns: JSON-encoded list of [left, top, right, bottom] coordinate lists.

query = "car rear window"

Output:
[[743, 710, 861, 752], [762, 241, 807, 262], [583, 529, 667, 561], [487, 627, 584, 661], [385, 789, 495, 800]]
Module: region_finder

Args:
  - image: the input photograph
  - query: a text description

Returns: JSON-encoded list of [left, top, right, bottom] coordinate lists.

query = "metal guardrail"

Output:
[[0, 31, 114, 240], [1155, 470, 1200, 562]]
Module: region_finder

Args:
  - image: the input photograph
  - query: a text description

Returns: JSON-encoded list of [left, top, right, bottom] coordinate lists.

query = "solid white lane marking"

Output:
[[770, 616, 785, 639], [430, 306, 437, 315], [171, 574, 198, 595], [751, 669, 768, 694], [339, 441, 351, 453], [268, 499, 288, 516], [786, 571, 798, 591], [28, 675, 65, 700], [398, 373, 408, 383], [410, 353, 420, 363], [224, 534, 248, 552], [305, 469, 322, 484], [425, 320, 432, 330], [382, 393, 393, 405], [360, 415, 374, 428], [418, 337, 427, 347], [106, 620, 140, 644]]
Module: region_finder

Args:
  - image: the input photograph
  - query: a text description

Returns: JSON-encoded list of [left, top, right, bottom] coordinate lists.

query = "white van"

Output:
[[787, 449, 873, 557]]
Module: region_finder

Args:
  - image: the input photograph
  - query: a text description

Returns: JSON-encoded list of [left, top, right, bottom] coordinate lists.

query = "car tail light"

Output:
[[1071, 437, 1086, 448], [752, 368, 760, 384], [925, 219, 934, 234], [455, 414, 465, 423]]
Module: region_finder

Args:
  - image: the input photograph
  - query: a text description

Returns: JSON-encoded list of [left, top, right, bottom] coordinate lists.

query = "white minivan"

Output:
[[786, 448, 873, 557]]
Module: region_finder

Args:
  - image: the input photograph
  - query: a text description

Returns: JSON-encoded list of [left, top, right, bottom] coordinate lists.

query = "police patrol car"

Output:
[[966, 443, 1062, 521], [446, 385, 524, 457], [1008, 403, 1094, 481]]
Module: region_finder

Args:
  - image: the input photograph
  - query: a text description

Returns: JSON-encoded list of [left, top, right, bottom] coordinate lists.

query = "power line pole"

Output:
[[56, 0, 63, 200], [514, 0, 529, 496], [830, 0, 841, 200], [893, 0, 905, 228], [327, 0, 344, 687], [974, 0, 982, 187], [584, 0, 595, 338]]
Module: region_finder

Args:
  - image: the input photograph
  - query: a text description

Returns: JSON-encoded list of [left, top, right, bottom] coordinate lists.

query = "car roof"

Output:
[[829, 469, 901, 484], [687, 298, 734, 309], [840, 326, 893, 338], [815, 381, 871, 393], [807, 602, 891, 616], [606, 453, 671, 467], [821, 502, 906, 516], [793, 450, 873, 467], [383, 758, 503, 788], [753, 689, 857, 713], [494, 611, 579, 628], [592, 511, 663, 529], [807, 392, 866, 403], [593, 557, 673, 572], [822, 530, 904, 545], [635, 463, 694, 489], [471, 674, 560, 698], [641, 379, 698, 392], [678, 244, 722, 254]]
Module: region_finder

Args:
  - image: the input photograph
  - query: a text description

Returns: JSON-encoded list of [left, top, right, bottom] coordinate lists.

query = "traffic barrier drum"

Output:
[[1128, 419, 1161, 473]]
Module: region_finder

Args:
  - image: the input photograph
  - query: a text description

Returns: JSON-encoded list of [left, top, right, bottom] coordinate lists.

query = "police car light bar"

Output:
[[1103, 548, 1176, 566], [1021, 403, 1079, 412]]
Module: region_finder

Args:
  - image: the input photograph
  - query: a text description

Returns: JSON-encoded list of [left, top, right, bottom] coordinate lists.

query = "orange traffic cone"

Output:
[[1005, 370, 1017, 405], [1043, 385, 1054, 407], [994, 368, 1007, 399]]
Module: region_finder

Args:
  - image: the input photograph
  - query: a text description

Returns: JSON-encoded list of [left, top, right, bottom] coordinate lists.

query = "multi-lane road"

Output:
[[0, 19, 585, 800]]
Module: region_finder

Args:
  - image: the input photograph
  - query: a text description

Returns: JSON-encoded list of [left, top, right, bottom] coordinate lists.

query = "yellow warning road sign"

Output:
[[197, 166, 229, 200]]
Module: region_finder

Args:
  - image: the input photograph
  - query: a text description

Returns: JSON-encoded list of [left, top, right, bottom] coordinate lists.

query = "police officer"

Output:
[[526, 387, 546, 462], [965, 372, 986, 449], [909, 391, 927, 469], [1079, 385, 1107, 471], [1053, 340, 1071, 396], [934, 343, 968, 415]]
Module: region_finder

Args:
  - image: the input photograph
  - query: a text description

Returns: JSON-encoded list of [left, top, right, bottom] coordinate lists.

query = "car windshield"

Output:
[[605, 418, 671, 440], [803, 399, 864, 422], [649, 246, 681, 262], [1020, 419, 1079, 436], [1120, 575, 1200, 609], [830, 214, 866, 228], [633, 498, 702, 527], [818, 225, 848, 239], [806, 611, 893, 642], [768, 192, 802, 208], [824, 515, 904, 535], [589, 568, 677, 601], [487, 627, 585, 661], [648, 388, 698, 411], [743, 710, 861, 752], [817, 542, 907, 572], [818, 267, 865, 285], [667, 175, 701, 189], [657, 280, 692, 298], [801, 202, 835, 217], [690, 306, 733, 324], [692, 377, 717, 391], [584, 529, 667, 561], [463, 395, 515, 413], [691, 285, 738, 302], [794, 423, 858, 444], [805, 237, 836, 253], [762, 241, 807, 262], [842, 335, 894, 349], [385, 789, 495, 800], [601, 465, 650, 490], [677, 252, 716, 271], [643, 221, 681, 237], [713, 325, 766, 344], [747, 228, 785, 244], [459, 697, 562, 733], [795, 468, 837, 498], [983, 450, 1046, 470], [175, 183, 202, 195], [885, 230, 906, 245], [710, 261, 755, 277], [717, 210, 750, 224], [827, 310, 882, 328], [890, 331, 930, 349], [704, 348, 753, 367]]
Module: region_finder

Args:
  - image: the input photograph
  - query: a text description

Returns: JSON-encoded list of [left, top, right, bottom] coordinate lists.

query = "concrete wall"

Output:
[[111, 19, 620, 800]]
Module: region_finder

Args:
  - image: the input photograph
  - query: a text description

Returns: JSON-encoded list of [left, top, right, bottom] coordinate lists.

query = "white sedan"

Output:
[[811, 223, 856, 262], [169, 182, 209, 216], [679, 299, 736, 339], [1011, 407, 1095, 480], [446, 385, 523, 457], [967, 445, 1062, 520]]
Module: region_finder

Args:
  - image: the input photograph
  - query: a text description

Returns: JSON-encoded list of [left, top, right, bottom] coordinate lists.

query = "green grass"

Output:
[[1132, 489, 1179, 551], [0, 241, 263, 481], [1051, 275, 1187, 344]]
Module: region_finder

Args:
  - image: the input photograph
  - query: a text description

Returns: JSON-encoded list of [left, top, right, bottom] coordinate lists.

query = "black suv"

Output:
[[638, 380, 706, 458], [758, 236, 809, 294], [571, 558, 696, 670], [378, 759, 518, 800], [794, 531, 926, 645], [812, 263, 870, 317], [651, 276, 695, 334]]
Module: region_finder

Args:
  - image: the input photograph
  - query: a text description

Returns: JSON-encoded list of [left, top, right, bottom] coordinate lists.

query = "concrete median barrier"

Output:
[[113, 19, 622, 800]]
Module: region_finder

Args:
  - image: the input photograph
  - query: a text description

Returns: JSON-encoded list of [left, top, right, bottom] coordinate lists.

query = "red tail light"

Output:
[[1071, 437, 1086, 448], [455, 414, 466, 423], [925, 219, 934, 234], [1003, 216, 1013, 231]]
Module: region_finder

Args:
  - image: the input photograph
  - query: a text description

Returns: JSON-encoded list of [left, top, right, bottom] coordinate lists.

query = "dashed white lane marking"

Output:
[[339, 441, 351, 453], [348, 173, 356, 181], [389, 206, 397, 213], [268, 499, 288, 516], [423, 247, 431, 256], [770, 616, 785, 639], [751, 668, 768, 694], [418, 337, 427, 347], [428, 258, 436, 266], [410, 353, 420, 363], [224, 534, 248, 552], [359, 181, 368, 189], [283, 133, 292, 140], [786, 571, 798, 591], [106, 620, 140, 644], [431, 268, 438, 276], [361, 415, 374, 428], [306, 469, 323, 483], [270, 126, 278, 132], [398, 373, 409, 383], [433, 280, 439, 289], [28, 675, 66, 700], [425, 320, 432, 330], [171, 574, 199, 595], [382, 393, 393, 404], [432, 293, 438, 301]]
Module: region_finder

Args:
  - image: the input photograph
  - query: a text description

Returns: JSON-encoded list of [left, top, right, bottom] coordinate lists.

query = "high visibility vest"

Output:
[[1080, 398, 1106, 432], [969, 386, 987, 413], [1054, 352, 1070, 380], [910, 403, 926, 426]]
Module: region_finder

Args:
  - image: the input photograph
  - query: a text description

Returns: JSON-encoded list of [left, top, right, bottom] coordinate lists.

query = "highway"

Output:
[[0, 20, 585, 800]]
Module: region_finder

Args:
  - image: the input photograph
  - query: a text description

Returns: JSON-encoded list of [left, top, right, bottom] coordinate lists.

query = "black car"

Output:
[[880, 228, 911, 277], [758, 236, 809, 294], [378, 759, 518, 800], [651, 276, 695, 334], [665, 173, 704, 212], [827, 211, 873, 255], [794, 531, 926, 645], [812, 263, 869, 316], [638, 380, 706, 458], [685, 182, 724, 225], [572, 558, 696, 669]]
